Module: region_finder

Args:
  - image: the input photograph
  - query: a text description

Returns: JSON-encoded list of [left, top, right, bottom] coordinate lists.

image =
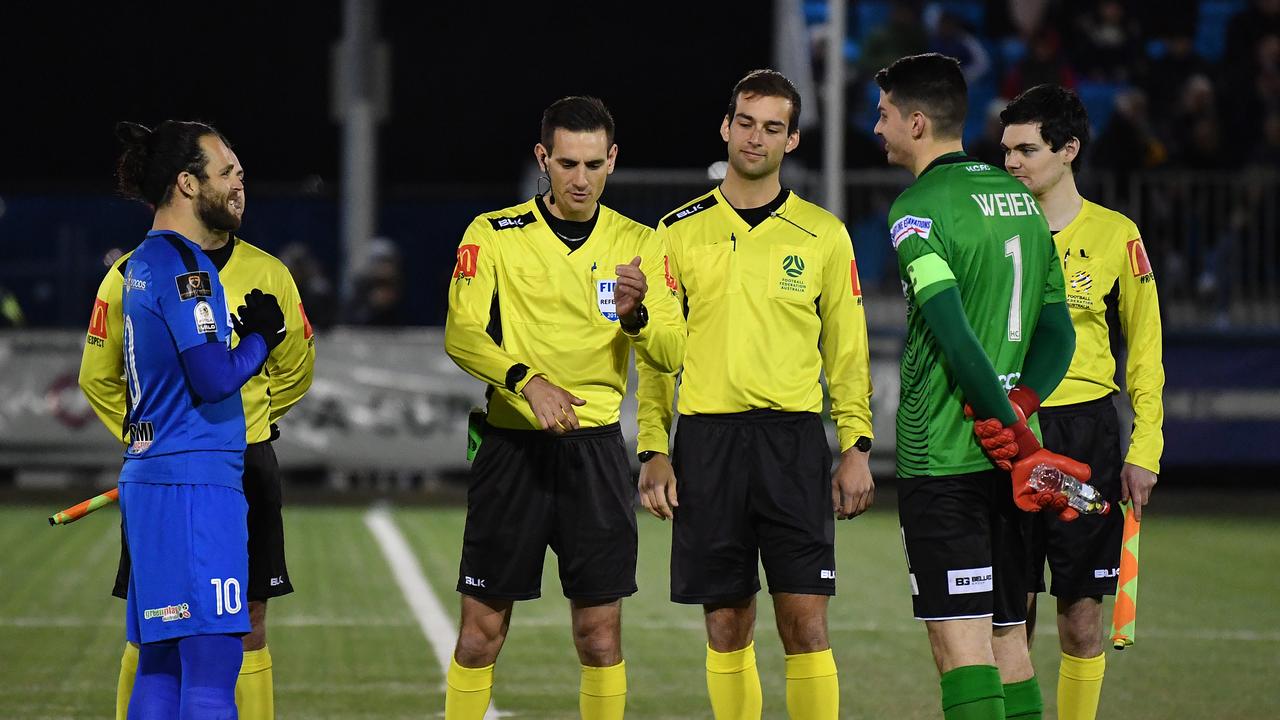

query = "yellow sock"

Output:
[[579, 660, 627, 720], [446, 656, 494, 720], [235, 646, 274, 720], [784, 648, 838, 720], [706, 643, 763, 720], [116, 642, 138, 720], [1057, 651, 1105, 720]]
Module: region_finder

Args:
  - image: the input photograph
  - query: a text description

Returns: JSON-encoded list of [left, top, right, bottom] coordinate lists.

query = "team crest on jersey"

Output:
[[194, 300, 217, 334], [891, 215, 933, 248], [127, 421, 155, 454], [1067, 270, 1093, 309], [175, 271, 212, 301], [1127, 238, 1153, 278], [597, 280, 618, 321], [782, 255, 805, 278]]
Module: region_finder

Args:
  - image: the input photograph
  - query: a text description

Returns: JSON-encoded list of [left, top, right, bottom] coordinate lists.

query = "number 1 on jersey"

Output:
[[1004, 235, 1022, 341]]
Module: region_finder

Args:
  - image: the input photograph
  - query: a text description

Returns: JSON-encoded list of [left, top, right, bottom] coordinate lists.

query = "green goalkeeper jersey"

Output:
[[890, 152, 1065, 477]]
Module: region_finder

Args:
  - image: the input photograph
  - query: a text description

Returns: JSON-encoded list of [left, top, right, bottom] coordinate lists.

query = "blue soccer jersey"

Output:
[[120, 229, 245, 486]]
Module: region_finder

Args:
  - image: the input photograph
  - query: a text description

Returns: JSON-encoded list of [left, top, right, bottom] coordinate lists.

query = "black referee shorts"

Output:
[[897, 470, 1030, 625], [457, 422, 637, 602], [112, 441, 293, 602], [670, 410, 835, 605], [1026, 394, 1125, 598]]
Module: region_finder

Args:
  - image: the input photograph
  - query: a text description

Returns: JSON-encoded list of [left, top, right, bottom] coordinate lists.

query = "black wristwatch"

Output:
[[853, 436, 873, 453], [638, 450, 659, 463], [620, 303, 649, 334], [505, 363, 530, 392]]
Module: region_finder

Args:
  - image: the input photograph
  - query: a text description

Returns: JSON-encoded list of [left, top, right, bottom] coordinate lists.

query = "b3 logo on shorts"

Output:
[[947, 567, 993, 595]]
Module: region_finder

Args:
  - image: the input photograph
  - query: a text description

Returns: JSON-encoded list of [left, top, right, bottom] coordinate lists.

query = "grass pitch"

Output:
[[2, 500, 1276, 718]]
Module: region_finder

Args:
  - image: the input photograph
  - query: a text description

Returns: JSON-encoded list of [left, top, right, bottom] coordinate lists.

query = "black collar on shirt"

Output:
[[205, 236, 236, 271], [727, 188, 791, 229], [535, 195, 599, 253], [919, 151, 978, 179]]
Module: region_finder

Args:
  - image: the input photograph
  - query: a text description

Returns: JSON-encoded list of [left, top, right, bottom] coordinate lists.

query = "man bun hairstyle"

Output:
[[1000, 84, 1091, 173], [874, 53, 968, 140], [540, 97, 615, 154], [114, 120, 229, 207]]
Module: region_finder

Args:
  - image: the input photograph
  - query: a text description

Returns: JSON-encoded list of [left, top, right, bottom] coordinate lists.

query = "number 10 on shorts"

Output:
[[210, 577, 242, 616]]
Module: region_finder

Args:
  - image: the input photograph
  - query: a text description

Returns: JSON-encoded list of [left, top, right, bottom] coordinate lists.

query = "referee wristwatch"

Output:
[[853, 436, 872, 453], [620, 303, 649, 334], [638, 450, 660, 463]]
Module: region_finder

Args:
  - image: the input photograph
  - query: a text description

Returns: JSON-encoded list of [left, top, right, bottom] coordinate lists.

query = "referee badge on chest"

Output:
[[597, 279, 618, 321]]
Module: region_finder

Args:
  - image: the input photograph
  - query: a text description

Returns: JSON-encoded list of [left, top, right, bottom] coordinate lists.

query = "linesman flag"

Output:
[[1110, 501, 1141, 649]]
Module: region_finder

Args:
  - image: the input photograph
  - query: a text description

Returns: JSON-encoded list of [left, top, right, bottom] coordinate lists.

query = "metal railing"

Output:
[[603, 167, 1280, 332]]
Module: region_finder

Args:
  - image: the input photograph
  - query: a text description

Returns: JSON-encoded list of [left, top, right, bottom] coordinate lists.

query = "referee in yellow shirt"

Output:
[[635, 70, 874, 720], [442, 96, 684, 720], [79, 136, 315, 720], [1000, 85, 1164, 720]]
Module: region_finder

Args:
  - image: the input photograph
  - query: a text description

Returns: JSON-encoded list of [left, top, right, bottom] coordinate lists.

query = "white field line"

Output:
[[364, 506, 504, 720]]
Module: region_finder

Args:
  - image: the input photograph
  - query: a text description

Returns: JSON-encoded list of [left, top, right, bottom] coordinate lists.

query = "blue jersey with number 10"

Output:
[[120, 230, 245, 485]]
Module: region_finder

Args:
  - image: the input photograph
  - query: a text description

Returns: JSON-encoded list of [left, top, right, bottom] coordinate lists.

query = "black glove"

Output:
[[231, 288, 286, 353]]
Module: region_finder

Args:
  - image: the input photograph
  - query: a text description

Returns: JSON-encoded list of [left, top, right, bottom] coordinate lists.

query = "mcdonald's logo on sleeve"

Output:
[[454, 245, 480, 280], [850, 259, 863, 298], [1127, 238, 1153, 277], [88, 298, 109, 339]]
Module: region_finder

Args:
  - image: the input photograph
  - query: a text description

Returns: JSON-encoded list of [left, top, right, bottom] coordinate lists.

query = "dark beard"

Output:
[[196, 187, 242, 232]]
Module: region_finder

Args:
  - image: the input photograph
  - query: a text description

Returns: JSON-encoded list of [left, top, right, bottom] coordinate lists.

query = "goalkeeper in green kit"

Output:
[[874, 53, 1091, 720]]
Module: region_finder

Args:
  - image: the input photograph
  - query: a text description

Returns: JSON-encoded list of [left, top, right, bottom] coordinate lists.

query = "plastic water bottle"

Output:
[[1028, 464, 1110, 515]]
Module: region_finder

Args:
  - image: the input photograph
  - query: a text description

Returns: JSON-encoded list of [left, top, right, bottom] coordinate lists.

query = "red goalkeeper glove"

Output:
[[1011, 450, 1093, 521], [965, 385, 1042, 471]]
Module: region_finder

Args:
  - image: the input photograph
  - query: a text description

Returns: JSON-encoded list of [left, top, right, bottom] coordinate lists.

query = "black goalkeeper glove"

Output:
[[231, 288, 286, 353]]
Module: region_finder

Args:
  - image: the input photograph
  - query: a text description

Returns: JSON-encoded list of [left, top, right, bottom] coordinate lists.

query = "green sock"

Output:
[[1002, 677, 1043, 719], [940, 665, 1005, 720]]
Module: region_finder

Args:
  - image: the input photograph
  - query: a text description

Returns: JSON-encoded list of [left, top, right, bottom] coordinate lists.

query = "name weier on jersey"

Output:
[[891, 215, 933, 248], [970, 192, 1042, 218]]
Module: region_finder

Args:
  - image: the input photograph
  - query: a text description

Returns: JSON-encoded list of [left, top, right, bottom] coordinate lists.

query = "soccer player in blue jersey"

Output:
[[113, 120, 286, 719]]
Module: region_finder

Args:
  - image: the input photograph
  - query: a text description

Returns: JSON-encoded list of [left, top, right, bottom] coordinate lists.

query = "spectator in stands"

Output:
[[858, 2, 928, 78], [1072, 0, 1144, 82], [278, 242, 337, 330], [1254, 111, 1280, 167], [345, 238, 405, 326], [1143, 31, 1212, 117], [929, 10, 992, 85], [1003, 26, 1077, 98], [1091, 89, 1167, 180], [970, 97, 1011, 168], [1170, 75, 1227, 169], [1221, 29, 1280, 155], [1225, 0, 1280, 74]]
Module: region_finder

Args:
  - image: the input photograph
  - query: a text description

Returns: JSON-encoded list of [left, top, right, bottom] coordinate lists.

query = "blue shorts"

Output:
[[121, 482, 250, 644]]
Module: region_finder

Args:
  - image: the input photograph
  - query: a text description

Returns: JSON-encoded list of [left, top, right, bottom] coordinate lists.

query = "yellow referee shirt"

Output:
[[444, 198, 685, 431], [79, 237, 316, 445], [636, 187, 873, 454], [1045, 199, 1164, 473]]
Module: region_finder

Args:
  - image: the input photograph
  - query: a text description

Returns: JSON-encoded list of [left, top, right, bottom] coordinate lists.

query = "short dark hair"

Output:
[[540, 96, 615, 153], [727, 69, 802, 135], [874, 53, 968, 140], [1000, 84, 1090, 173], [115, 120, 229, 208]]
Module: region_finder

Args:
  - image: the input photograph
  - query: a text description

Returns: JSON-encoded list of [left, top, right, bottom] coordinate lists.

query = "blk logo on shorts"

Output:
[[1094, 567, 1120, 579], [464, 576, 486, 588], [819, 569, 836, 580]]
